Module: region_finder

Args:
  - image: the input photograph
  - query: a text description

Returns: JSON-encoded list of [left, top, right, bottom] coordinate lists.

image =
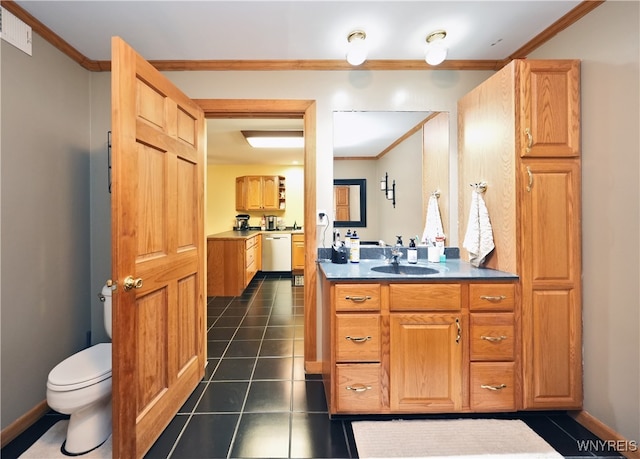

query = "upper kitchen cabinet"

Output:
[[236, 175, 285, 211], [519, 60, 580, 158], [458, 59, 582, 410]]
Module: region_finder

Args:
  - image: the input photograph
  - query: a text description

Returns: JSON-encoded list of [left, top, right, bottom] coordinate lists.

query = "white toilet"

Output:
[[46, 284, 113, 455]]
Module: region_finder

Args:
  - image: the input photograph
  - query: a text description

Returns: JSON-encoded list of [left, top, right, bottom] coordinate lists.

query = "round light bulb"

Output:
[[346, 32, 367, 66], [425, 41, 448, 66]]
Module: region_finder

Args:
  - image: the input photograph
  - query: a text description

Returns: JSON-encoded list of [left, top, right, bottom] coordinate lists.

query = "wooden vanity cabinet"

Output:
[[458, 59, 582, 409], [321, 280, 519, 416]]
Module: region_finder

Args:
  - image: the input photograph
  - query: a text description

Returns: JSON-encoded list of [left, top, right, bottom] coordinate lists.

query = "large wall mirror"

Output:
[[333, 178, 366, 227], [333, 111, 450, 245]]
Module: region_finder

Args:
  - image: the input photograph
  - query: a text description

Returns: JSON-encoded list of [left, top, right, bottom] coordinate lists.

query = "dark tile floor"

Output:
[[2, 274, 624, 458]]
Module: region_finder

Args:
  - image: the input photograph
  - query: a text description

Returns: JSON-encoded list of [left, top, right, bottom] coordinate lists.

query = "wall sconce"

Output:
[[425, 30, 448, 66], [380, 172, 396, 208], [346, 30, 368, 66]]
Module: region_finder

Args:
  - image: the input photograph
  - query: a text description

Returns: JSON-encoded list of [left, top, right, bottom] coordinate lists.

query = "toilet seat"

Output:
[[47, 343, 112, 391]]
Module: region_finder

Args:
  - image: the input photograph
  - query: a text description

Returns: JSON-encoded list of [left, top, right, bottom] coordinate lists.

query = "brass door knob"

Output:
[[123, 276, 143, 291]]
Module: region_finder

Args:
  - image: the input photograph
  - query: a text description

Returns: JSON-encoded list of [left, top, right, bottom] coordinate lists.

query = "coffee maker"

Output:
[[235, 214, 250, 231]]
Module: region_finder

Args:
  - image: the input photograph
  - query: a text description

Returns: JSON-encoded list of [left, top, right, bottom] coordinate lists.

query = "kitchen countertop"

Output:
[[207, 229, 304, 240], [318, 258, 518, 282]]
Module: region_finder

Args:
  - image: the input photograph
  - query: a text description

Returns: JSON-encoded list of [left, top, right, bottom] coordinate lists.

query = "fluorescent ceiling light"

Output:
[[242, 130, 304, 148]]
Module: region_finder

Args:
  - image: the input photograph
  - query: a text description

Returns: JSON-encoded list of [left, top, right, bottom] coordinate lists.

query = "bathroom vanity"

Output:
[[319, 259, 520, 416]]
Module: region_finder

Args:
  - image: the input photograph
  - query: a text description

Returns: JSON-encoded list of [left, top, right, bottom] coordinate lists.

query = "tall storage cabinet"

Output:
[[458, 59, 582, 409]]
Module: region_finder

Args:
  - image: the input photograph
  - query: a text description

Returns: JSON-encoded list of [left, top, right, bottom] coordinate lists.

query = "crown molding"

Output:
[[2, 0, 604, 72]]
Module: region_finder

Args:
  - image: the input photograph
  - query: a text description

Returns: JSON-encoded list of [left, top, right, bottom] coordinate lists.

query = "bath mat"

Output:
[[352, 418, 563, 458], [19, 420, 112, 458]]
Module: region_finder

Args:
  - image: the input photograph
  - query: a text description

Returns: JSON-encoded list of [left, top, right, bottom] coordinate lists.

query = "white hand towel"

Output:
[[463, 190, 495, 267], [422, 195, 444, 244]]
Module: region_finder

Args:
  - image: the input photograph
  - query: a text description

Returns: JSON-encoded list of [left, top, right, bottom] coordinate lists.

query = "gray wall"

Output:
[[1, 35, 92, 429], [1, 0, 638, 443]]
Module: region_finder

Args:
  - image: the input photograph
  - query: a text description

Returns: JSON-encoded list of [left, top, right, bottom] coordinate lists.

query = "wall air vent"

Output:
[[0, 6, 32, 56]]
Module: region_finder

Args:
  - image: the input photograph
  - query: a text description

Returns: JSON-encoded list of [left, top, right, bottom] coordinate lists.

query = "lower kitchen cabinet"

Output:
[[321, 279, 520, 416], [207, 233, 261, 296]]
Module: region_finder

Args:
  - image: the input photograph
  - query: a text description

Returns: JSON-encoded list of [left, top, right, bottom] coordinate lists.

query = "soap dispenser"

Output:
[[408, 238, 418, 264]]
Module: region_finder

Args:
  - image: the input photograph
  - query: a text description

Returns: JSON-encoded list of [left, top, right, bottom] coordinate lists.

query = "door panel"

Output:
[[111, 37, 205, 458]]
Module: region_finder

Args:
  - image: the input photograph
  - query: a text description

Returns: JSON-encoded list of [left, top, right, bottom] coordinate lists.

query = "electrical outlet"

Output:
[[317, 209, 328, 226]]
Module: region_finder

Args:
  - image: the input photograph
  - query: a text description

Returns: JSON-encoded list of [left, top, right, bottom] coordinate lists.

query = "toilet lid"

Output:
[[48, 343, 112, 390]]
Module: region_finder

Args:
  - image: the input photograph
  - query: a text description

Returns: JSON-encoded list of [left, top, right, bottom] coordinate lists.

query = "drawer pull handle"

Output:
[[481, 384, 507, 391], [346, 384, 371, 392], [481, 335, 508, 342], [480, 295, 507, 302], [345, 296, 371, 302], [346, 336, 371, 343]]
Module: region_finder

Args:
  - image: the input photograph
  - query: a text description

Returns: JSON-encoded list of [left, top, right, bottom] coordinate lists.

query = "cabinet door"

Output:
[[390, 314, 463, 411], [246, 176, 263, 210], [291, 234, 305, 270], [521, 160, 582, 408], [519, 60, 580, 158], [235, 177, 246, 211], [262, 176, 279, 210]]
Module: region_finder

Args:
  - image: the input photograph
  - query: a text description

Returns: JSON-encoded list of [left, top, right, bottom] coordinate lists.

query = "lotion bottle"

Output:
[[350, 231, 360, 263], [408, 238, 418, 264]]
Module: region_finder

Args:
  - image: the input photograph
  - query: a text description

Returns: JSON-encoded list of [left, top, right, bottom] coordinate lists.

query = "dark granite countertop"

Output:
[[318, 258, 518, 282]]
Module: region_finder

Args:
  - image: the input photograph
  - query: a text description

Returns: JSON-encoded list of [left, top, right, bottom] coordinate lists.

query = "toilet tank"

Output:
[[101, 284, 113, 339]]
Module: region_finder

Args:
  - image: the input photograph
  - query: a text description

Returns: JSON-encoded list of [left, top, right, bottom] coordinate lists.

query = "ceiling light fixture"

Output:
[[346, 30, 368, 66], [425, 30, 448, 66], [241, 130, 304, 148]]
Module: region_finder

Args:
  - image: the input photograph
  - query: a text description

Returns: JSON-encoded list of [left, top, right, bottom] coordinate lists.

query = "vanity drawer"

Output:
[[469, 283, 516, 311], [470, 313, 515, 361], [335, 364, 381, 412], [389, 284, 461, 311], [335, 284, 381, 311], [336, 315, 380, 362], [470, 362, 516, 411]]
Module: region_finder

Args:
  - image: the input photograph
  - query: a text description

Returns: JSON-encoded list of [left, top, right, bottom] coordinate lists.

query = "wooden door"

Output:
[[389, 314, 463, 411], [519, 60, 580, 158], [334, 186, 350, 221], [520, 159, 582, 409], [111, 37, 206, 458]]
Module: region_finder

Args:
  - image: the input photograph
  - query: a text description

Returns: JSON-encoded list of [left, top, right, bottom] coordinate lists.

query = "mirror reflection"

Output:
[[333, 111, 450, 245], [333, 179, 366, 227]]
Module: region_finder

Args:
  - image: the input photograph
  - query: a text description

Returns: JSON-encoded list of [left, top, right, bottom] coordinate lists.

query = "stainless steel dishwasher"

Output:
[[261, 233, 292, 272]]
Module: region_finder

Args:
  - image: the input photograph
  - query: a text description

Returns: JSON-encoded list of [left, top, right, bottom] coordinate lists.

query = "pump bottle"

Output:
[[408, 238, 418, 264]]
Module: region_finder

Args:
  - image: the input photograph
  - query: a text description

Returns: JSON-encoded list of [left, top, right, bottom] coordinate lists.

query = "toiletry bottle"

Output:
[[435, 233, 445, 256], [345, 229, 352, 250], [408, 238, 418, 264], [350, 231, 360, 263]]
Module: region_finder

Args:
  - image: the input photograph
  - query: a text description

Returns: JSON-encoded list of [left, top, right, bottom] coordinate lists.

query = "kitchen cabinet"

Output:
[[291, 233, 305, 271], [458, 59, 581, 409], [236, 175, 285, 211], [207, 233, 261, 296], [321, 279, 517, 415]]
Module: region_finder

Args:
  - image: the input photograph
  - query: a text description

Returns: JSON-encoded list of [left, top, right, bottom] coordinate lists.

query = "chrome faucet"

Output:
[[379, 240, 402, 265]]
